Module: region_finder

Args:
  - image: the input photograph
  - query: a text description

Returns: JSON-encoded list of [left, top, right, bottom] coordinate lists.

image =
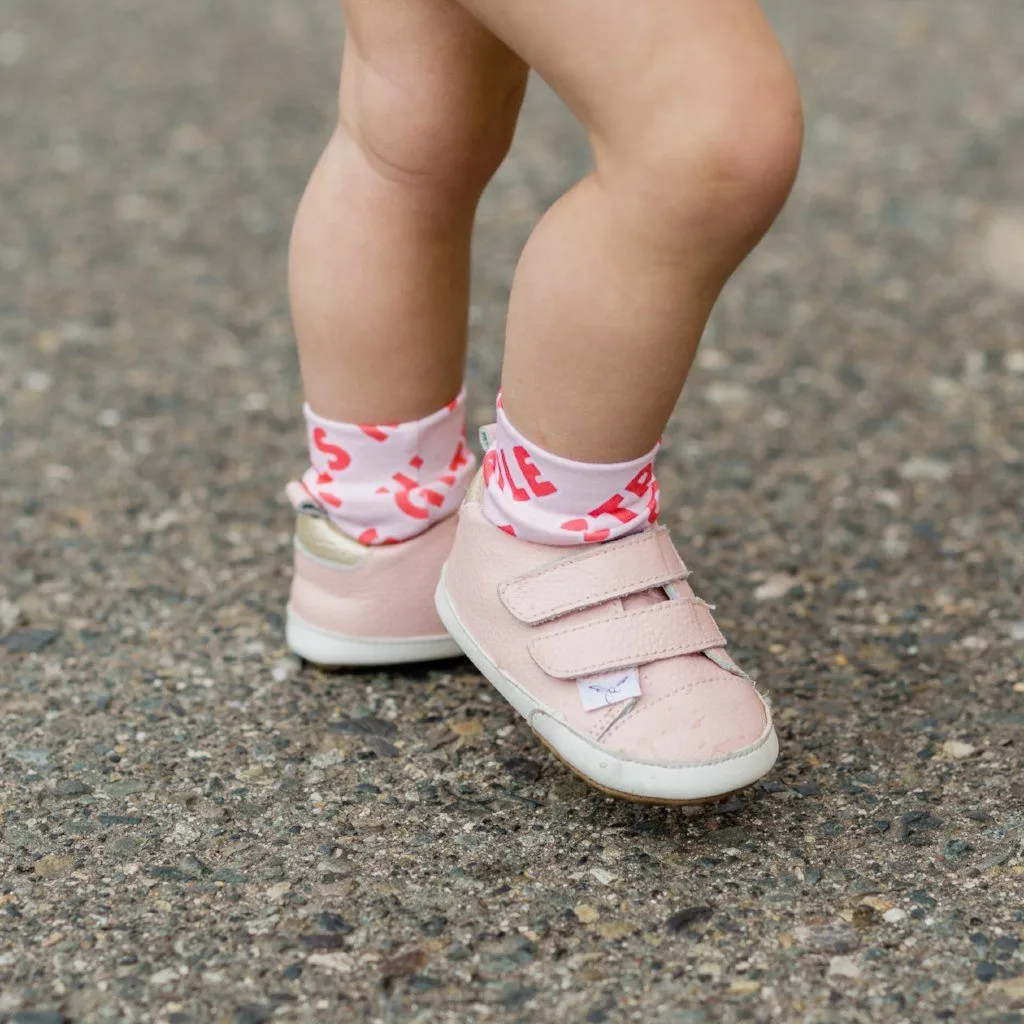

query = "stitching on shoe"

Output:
[[600, 671, 741, 743], [595, 696, 643, 742], [509, 528, 670, 587], [504, 568, 685, 622], [500, 528, 688, 622], [537, 708, 774, 769], [594, 679, 773, 759]]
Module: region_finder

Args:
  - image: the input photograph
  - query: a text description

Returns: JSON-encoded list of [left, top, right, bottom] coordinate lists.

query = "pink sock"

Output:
[[481, 403, 661, 545], [301, 390, 475, 545]]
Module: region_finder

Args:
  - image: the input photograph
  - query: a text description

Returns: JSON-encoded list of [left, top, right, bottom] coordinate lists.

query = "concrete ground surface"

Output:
[[2, 1, 1023, 1021]]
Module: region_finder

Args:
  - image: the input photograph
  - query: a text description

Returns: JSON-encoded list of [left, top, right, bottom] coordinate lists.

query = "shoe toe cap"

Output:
[[604, 667, 769, 766]]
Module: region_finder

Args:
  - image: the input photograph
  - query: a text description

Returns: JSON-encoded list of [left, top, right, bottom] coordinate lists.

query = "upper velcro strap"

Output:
[[528, 601, 725, 679], [499, 527, 688, 625]]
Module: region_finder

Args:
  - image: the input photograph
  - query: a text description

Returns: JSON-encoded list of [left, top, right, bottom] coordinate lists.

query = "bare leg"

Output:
[[289, 0, 527, 424], [453, 0, 803, 461]]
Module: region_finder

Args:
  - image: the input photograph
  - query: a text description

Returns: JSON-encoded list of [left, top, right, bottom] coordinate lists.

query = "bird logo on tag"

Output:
[[577, 668, 642, 711]]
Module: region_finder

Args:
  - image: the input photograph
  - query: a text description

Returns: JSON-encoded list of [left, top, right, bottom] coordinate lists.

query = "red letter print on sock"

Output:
[[588, 492, 638, 525], [560, 519, 612, 544], [315, 472, 342, 508], [482, 449, 500, 488], [449, 440, 470, 474], [647, 479, 660, 524], [312, 428, 351, 471], [357, 527, 398, 545], [625, 463, 654, 498], [513, 446, 557, 497], [357, 423, 398, 443], [391, 473, 445, 520], [499, 450, 530, 502]]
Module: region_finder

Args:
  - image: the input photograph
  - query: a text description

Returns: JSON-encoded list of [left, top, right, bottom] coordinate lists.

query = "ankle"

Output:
[[480, 404, 660, 546]]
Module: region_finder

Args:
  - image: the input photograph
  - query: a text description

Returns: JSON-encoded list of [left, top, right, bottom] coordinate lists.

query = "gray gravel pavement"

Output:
[[2, 1, 1023, 1022]]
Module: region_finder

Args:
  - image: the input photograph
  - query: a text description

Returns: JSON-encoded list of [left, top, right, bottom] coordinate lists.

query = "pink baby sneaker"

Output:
[[285, 481, 461, 666], [435, 475, 778, 803]]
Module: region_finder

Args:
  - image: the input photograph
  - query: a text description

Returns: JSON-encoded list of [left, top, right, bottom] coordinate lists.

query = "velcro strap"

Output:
[[528, 601, 725, 679], [499, 527, 688, 625]]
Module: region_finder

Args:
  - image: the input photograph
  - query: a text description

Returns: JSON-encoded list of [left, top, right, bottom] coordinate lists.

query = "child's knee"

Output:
[[599, 55, 803, 247], [339, 64, 525, 199]]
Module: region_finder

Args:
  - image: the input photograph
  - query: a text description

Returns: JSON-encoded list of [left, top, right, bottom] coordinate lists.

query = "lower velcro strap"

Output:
[[528, 600, 726, 679]]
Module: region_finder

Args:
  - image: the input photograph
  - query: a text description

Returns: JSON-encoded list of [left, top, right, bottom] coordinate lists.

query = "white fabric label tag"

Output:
[[577, 668, 641, 712]]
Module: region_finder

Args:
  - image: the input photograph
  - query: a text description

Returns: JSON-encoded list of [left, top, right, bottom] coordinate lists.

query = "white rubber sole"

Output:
[[286, 605, 462, 667], [435, 569, 779, 803]]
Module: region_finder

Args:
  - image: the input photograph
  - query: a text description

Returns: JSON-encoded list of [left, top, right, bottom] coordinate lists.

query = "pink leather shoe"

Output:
[[284, 482, 461, 666], [435, 475, 778, 803]]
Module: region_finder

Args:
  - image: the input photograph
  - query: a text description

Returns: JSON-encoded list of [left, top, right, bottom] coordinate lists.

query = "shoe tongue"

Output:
[[612, 563, 746, 676], [621, 575, 697, 612], [621, 577, 720, 673], [622, 588, 667, 611]]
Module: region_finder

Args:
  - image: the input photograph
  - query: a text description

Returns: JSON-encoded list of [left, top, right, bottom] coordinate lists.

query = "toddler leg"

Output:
[[436, 2, 796, 797], [290, 0, 527, 425], [458, 0, 803, 463], [290, 0, 526, 542], [284, 0, 525, 665]]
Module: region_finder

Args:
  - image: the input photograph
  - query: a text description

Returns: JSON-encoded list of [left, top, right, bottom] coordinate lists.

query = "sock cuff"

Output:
[[302, 387, 467, 435], [482, 406, 661, 546], [301, 387, 473, 544], [494, 406, 659, 474]]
